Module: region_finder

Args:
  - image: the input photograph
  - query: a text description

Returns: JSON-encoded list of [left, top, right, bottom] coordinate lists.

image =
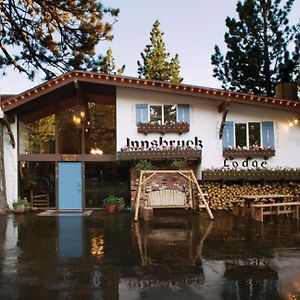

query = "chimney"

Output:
[[275, 82, 298, 100]]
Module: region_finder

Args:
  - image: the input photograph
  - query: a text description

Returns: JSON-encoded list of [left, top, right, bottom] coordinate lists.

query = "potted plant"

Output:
[[103, 195, 118, 213], [12, 197, 30, 214], [116, 197, 125, 212]]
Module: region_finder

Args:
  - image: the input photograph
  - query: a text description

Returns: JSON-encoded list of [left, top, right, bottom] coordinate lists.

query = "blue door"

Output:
[[58, 162, 82, 210]]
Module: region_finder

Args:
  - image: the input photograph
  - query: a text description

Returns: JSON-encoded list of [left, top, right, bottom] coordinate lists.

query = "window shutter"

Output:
[[177, 104, 190, 123], [222, 121, 234, 149], [136, 104, 148, 125], [261, 121, 275, 149]]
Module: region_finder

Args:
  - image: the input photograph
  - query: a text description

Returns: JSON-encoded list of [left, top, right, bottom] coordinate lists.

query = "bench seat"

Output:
[[30, 193, 49, 208], [251, 202, 300, 222], [147, 190, 190, 208]]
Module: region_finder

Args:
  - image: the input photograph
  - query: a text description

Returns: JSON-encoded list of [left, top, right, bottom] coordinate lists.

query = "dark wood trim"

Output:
[[18, 154, 117, 162], [219, 103, 229, 140], [218, 100, 230, 113], [3, 71, 300, 113], [117, 149, 201, 161], [223, 149, 276, 159], [202, 169, 300, 181], [137, 123, 190, 135]]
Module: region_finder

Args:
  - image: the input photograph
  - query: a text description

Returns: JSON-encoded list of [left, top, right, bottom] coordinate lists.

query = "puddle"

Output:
[[0, 211, 299, 299]]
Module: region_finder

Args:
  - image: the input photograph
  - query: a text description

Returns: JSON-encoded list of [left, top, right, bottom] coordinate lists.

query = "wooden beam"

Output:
[[218, 101, 230, 139], [134, 171, 144, 222], [219, 108, 229, 139], [218, 100, 230, 113]]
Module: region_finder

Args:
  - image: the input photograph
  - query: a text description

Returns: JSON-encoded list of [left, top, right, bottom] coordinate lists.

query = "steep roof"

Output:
[[1, 70, 299, 113]]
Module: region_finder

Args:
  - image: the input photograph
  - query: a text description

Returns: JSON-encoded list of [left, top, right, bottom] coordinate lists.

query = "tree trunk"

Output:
[[262, 3, 272, 96], [0, 122, 8, 212]]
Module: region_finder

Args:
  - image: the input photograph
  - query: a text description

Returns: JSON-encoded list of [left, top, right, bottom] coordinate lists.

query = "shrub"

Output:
[[170, 159, 187, 170], [134, 160, 153, 172]]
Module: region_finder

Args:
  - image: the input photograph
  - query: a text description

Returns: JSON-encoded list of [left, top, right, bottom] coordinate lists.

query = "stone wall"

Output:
[[130, 162, 198, 207]]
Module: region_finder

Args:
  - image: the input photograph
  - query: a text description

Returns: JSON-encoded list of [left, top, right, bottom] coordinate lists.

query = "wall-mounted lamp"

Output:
[[288, 118, 299, 127]]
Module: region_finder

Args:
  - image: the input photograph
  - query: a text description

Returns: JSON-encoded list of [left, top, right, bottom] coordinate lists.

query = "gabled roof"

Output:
[[1, 70, 299, 113]]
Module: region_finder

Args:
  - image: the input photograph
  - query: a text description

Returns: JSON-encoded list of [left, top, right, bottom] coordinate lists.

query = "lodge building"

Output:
[[1, 71, 300, 210]]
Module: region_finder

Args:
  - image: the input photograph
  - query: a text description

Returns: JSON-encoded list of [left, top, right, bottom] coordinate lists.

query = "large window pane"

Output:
[[85, 102, 116, 155], [19, 115, 55, 154], [248, 122, 261, 147], [150, 105, 162, 124], [19, 161, 55, 208], [57, 105, 82, 154], [235, 123, 247, 148], [85, 162, 130, 208], [164, 105, 177, 124]]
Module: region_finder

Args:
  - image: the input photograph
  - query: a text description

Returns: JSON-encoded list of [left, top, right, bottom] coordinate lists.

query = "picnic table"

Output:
[[232, 194, 299, 222]]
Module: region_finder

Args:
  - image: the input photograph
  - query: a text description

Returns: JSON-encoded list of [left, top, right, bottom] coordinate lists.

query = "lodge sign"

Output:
[[125, 137, 203, 150]]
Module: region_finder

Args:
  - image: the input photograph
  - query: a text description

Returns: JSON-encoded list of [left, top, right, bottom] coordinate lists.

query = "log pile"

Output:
[[200, 182, 300, 210]]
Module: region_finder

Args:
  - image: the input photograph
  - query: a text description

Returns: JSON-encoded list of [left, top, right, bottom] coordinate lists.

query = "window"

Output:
[[136, 104, 190, 125], [19, 114, 55, 154], [222, 121, 275, 149], [150, 104, 176, 124], [235, 122, 261, 148]]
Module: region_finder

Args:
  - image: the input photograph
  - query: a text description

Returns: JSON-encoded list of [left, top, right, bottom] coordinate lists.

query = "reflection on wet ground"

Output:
[[0, 210, 299, 300]]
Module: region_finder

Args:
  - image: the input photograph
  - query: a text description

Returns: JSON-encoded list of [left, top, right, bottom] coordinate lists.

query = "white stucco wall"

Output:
[[116, 87, 300, 171], [3, 115, 18, 207]]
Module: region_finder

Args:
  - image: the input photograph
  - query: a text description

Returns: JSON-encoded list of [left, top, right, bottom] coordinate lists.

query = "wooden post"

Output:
[[188, 172, 193, 210], [190, 171, 214, 220], [134, 171, 144, 222]]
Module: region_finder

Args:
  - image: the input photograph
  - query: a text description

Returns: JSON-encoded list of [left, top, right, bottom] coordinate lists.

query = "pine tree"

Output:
[[0, 0, 119, 80], [211, 0, 299, 96], [137, 20, 183, 83], [99, 48, 125, 75]]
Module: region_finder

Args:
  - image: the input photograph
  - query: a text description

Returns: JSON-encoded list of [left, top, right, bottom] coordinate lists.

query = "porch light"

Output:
[[72, 108, 86, 127], [288, 118, 299, 127], [72, 115, 81, 127]]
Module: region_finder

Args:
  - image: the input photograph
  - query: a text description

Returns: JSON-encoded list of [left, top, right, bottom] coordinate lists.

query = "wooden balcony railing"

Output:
[[118, 149, 201, 161]]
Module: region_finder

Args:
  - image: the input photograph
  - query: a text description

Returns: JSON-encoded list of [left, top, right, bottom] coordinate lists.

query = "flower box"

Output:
[[118, 149, 201, 161], [202, 170, 300, 181], [137, 123, 189, 135], [223, 149, 276, 159]]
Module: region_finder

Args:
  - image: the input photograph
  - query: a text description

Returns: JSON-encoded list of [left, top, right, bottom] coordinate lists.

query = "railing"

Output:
[[223, 149, 276, 159], [202, 169, 300, 181], [118, 149, 201, 161]]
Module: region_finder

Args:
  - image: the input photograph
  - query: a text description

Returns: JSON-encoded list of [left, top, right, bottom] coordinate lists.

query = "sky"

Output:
[[1, 0, 300, 94]]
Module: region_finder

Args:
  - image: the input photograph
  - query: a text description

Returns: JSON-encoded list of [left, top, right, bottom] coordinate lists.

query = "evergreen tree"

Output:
[[0, 0, 119, 80], [99, 47, 125, 75], [137, 20, 183, 83], [211, 0, 299, 96]]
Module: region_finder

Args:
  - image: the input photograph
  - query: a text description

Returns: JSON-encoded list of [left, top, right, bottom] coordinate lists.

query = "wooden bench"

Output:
[[251, 202, 300, 222], [30, 192, 49, 208], [147, 190, 190, 208]]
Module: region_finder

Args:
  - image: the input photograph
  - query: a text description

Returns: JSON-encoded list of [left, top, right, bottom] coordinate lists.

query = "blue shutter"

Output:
[[177, 104, 190, 123], [222, 121, 234, 149], [136, 104, 148, 125], [262, 121, 275, 149]]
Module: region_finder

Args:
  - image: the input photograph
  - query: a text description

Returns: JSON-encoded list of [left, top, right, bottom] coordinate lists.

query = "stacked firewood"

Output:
[[200, 182, 300, 210]]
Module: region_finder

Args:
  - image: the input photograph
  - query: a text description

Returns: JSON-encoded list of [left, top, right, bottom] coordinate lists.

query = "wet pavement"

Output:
[[0, 210, 300, 300]]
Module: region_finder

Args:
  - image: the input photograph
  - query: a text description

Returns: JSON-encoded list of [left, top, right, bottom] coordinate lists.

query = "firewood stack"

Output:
[[199, 182, 300, 210]]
